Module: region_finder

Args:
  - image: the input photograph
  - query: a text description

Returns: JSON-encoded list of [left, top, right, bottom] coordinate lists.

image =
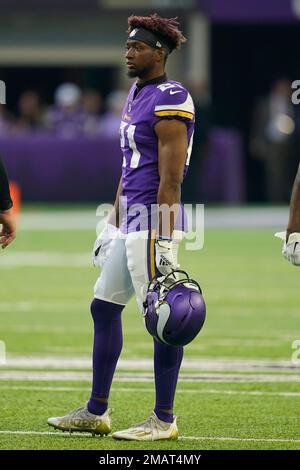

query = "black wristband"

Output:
[[157, 235, 173, 241]]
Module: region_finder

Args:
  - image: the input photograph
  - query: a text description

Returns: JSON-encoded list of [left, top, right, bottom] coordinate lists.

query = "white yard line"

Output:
[[0, 252, 90, 267], [1, 326, 91, 333], [18, 211, 97, 231], [17, 207, 289, 231], [0, 429, 299, 444], [0, 301, 87, 311], [0, 385, 300, 398], [1, 356, 298, 372], [1, 370, 300, 382], [180, 436, 300, 443]]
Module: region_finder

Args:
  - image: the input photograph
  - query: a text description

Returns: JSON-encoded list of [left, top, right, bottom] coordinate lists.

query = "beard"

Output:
[[127, 64, 152, 79], [127, 69, 139, 78]]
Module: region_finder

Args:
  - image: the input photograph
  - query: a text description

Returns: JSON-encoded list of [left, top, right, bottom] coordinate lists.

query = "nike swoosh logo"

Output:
[[169, 90, 183, 95]]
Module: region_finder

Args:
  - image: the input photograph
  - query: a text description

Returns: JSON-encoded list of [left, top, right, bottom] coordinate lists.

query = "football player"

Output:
[[276, 162, 300, 265], [0, 155, 16, 249], [48, 13, 195, 440]]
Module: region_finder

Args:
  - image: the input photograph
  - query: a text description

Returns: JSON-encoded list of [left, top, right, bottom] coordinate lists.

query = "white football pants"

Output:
[[94, 229, 183, 311]]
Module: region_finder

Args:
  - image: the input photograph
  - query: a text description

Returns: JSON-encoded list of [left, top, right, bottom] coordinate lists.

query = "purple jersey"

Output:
[[119, 76, 195, 232]]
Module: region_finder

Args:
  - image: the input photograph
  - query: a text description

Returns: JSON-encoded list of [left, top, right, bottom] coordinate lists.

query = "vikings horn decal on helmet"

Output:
[[143, 270, 206, 347]]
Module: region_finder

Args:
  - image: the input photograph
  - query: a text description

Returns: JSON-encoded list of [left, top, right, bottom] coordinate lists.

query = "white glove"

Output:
[[275, 231, 300, 266], [93, 223, 118, 268], [155, 238, 178, 276]]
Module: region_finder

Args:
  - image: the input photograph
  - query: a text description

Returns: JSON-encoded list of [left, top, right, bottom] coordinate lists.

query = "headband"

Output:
[[127, 27, 173, 53]]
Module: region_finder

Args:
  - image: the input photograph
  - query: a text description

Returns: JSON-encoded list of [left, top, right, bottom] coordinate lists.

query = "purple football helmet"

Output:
[[143, 270, 206, 347]]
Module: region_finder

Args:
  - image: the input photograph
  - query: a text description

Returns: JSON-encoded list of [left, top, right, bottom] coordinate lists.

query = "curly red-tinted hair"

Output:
[[127, 13, 187, 51]]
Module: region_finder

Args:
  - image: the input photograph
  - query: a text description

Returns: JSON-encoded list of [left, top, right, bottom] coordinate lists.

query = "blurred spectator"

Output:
[[99, 89, 128, 138], [13, 90, 43, 134], [250, 79, 296, 202], [82, 89, 103, 135], [0, 104, 14, 136], [44, 83, 86, 138]]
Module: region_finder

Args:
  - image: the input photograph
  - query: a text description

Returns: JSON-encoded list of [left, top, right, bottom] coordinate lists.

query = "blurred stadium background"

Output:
[[1, 0, 300, 451]]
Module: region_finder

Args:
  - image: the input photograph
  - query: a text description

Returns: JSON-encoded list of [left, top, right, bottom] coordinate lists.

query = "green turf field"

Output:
[[0, 207, 300, 450]]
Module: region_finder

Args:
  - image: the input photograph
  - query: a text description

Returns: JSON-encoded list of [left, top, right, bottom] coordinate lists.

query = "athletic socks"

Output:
[[87, 298, 183, 422], [88, 298, 124, 416], [153, 338, 183, 424]]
